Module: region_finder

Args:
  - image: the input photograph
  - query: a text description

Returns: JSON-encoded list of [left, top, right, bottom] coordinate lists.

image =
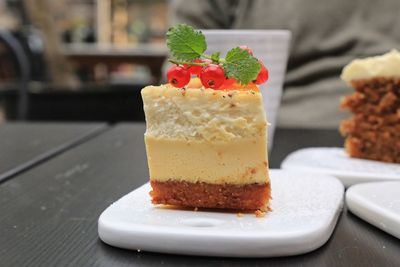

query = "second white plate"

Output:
[[281, 147, 400, 187]]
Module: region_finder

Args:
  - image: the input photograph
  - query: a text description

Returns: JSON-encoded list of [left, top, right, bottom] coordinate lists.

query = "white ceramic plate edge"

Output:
[[346, 182, 400, 239], [281, 147, 400, 187], [98, 194, 343, 257]]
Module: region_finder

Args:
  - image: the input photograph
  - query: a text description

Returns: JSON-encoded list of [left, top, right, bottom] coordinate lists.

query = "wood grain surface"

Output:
[[0, 122, 107, 183]]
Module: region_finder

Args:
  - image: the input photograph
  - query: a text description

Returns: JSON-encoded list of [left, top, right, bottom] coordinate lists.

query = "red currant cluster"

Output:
[[167, 46, 269, 90]]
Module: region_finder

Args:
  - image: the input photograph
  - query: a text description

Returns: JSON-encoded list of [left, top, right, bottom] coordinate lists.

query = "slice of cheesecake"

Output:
[[141, 83, 270, 210]]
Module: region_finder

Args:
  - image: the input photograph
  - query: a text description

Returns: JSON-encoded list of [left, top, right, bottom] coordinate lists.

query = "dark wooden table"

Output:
[[0, 122, 107, 183], [0, 124, 399, 267]]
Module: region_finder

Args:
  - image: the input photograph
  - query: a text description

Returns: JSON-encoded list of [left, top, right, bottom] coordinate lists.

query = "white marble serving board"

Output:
[[346, 182, 400, 239], [281, 148, 400, 187], [98, 170, 344, 257]]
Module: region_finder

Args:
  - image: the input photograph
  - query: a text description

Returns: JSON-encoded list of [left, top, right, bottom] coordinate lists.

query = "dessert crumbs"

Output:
[[237, 212, 244, 218], [255, 210, 265, 218]]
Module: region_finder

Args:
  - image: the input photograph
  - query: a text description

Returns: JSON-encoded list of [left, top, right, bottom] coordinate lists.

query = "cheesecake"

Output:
[[141, 83, 270, 210], [340, 50, 400, 163]]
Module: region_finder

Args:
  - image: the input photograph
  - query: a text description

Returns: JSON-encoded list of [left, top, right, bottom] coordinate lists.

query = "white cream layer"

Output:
[[141, 85, 267, 142], [341, 50, 400, 84]]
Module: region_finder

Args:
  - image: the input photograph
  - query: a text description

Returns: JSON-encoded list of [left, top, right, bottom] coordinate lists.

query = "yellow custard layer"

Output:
[[141, 85, 269, 185], [145, 136, 268, 184]]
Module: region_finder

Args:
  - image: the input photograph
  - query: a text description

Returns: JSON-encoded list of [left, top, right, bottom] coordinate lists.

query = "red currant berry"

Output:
[[199, 64, 225, 89], [239, 45, 253, 56], [167, 65, 191, 88], [255, 62, 269, 85], [184, 59, 211, 76], [220, 78, 236, 89]]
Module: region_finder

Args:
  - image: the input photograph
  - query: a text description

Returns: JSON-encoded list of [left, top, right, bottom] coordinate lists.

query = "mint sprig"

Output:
[[166, 24, 262, 85], [223, 48, 261, 84], [166, 24, 207, 61], [211, 52, 220, 63]]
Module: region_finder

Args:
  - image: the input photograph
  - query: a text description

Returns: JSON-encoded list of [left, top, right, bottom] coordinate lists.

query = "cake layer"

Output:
[[341, 92, 399, 115], [141, 85, 267, 142], [341, 50, 400, 83], [145, 135, 269, 184], [341, 77, 400, 115], [340, 116, 400, 136], [150, 180, 271, 210], [340, 75, 400, 163], [349, 77, 400, 95], [340, 114, 400, 163], [344, 136, 400, 163]]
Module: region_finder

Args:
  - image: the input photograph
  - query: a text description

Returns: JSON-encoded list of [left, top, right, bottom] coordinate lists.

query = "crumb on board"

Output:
[[255, 210, 266, 218], [237, 212, 244, 218]]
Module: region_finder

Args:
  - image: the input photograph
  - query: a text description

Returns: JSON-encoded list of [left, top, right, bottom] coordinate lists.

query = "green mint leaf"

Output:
[[211, 52, 220, 63], [166, 24, 207, 61], [222, 47, 261, 84]]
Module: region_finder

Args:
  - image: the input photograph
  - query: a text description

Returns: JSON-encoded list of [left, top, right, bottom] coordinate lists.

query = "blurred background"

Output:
[[0, 0, 169, 123], [1, 0, 398, 128]]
